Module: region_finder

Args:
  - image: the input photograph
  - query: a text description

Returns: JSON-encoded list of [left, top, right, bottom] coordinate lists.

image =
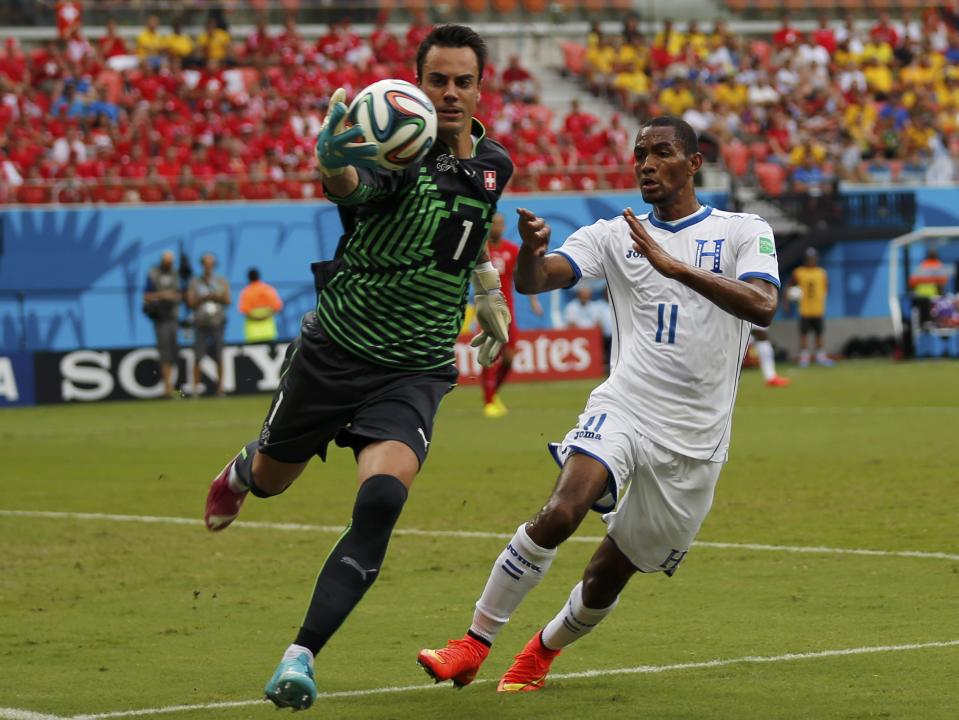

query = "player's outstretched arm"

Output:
[[623, 208, 778, 326], [514, 208, 576, 294]]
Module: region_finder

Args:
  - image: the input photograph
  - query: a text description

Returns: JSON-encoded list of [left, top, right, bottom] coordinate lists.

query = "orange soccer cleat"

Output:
[[417, 635, 490, 688], [765, 374, 791, 388], [496, 631, 561, 693]]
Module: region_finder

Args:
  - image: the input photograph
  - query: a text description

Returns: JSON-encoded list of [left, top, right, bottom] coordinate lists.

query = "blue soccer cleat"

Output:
[[264, 651, 317, 710]]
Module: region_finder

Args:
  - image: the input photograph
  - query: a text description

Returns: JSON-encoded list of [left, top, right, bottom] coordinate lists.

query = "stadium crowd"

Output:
[[0, 10, 636, 204], [4, 8, 959, 204], [572, 8, 959, 194]]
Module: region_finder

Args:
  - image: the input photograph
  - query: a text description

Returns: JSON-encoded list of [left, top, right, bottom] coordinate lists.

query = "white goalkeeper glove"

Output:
[[470, 261, 511, 367], [315, 88, 378, 178]]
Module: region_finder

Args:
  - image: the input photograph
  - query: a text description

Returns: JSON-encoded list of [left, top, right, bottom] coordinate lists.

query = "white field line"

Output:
[[0, 710, 63, 720], [4, 639, 956, 720], [2, 509, 958, 562]]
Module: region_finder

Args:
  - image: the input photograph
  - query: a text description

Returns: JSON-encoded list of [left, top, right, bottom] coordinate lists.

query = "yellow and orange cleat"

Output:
[[417, 635, 490, 688], [497, 631, 561, 693]]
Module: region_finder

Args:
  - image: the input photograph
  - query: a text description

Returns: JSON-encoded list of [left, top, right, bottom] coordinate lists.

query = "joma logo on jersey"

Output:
[[694, 239, 725, 273], [574, 429, 603, 441], [574, 413, 607, 441]]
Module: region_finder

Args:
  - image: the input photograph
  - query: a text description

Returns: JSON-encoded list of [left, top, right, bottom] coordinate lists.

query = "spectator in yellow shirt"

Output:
[[165, 21, 194, 60], [137, 15, 164, 59], [789, 248, 834, 367], [658, 78, 695, 117], [712, 75, 747, 111], [789, 138, 828, 167], [862, 57, 893, 95], [197, 17, 232, 64]]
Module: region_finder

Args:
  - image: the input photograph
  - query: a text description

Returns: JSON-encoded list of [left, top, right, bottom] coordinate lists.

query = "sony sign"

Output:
[[34, 343, 290, 404]]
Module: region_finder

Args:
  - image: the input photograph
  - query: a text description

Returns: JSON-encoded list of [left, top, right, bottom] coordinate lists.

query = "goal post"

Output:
[[887, 226, 959, 339]]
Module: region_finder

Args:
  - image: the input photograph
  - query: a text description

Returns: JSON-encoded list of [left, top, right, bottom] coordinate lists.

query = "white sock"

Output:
[[816, 350, 829, 361], [541, 581, 618, 650], [755, 340, 776, 381], [799, 350, 810, 365], [282, 643, 314, 665], [227, 463, 248, 493], [469, 523, 557, 644]]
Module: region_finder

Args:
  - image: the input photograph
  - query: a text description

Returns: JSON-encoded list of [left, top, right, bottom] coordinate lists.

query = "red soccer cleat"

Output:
[[417, 635, 490, 688], [497, 631, 561, 693], [204, 460, 247, 531], [765, 375, 791, 388]]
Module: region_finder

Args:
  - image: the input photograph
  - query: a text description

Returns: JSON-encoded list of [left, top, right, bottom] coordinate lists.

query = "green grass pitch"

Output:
[[1, 360, 957, 719]]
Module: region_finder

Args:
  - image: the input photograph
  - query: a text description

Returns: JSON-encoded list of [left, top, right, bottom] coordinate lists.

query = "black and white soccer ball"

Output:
[[347, 79, 437, 171]]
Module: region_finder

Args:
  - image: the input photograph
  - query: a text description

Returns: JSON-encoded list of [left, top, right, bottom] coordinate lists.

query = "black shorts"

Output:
[[799, 317, 824, 336], [258, 313, 458, 467]]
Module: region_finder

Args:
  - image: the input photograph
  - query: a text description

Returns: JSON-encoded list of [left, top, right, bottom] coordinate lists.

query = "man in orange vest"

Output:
[[238, 268, 283, 344], [908, 247, 949, 327]]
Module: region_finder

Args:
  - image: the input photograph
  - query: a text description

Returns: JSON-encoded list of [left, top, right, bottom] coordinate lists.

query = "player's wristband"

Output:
[[471, 261, 501, 294]]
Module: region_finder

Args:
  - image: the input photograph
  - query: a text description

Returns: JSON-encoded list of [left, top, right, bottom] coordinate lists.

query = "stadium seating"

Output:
[[4, 7, 959, 205]]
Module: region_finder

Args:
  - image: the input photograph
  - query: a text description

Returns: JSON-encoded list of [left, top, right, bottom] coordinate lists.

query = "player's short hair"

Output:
[[248, 268, 260, 283], [638, 116, 700, 156], [416, 24, 487, 81]]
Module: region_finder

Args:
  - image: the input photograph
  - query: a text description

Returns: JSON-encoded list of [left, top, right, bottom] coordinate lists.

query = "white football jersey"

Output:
[[551, 205, 780, 462]]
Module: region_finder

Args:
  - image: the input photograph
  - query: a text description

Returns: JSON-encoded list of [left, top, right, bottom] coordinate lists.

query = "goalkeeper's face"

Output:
[[419, 45, 481, 144]]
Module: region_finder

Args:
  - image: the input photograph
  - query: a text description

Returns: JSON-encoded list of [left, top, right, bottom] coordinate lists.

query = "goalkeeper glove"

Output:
[[315, 88, 379, 177], [470, 261, 511, 367]]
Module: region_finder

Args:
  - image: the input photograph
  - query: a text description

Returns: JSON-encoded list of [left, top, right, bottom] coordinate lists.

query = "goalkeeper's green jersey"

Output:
[[317, 119, 513, 370]]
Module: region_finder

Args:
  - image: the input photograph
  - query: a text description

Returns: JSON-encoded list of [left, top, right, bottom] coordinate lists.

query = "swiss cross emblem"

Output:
[[484, 170, 497, 191]]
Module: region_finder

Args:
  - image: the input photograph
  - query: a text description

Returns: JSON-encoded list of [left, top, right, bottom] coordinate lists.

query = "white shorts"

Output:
[[553, 406, 723, 575]]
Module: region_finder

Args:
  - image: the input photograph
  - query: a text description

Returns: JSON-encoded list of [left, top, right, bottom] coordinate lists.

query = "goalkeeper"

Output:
[[202, 24, 513, 710]]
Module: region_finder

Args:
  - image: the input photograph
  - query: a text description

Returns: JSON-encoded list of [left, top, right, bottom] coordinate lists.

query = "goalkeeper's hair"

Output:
[[416, 24, 488, 81]]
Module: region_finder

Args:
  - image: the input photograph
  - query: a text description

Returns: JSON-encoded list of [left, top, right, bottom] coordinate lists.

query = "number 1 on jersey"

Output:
[[452, 219, 473, 261], [655, 303, 679, 344]]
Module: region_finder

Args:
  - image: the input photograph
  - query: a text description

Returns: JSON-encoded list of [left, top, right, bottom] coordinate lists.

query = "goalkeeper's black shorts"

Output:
[[256, 312, 457, 468]]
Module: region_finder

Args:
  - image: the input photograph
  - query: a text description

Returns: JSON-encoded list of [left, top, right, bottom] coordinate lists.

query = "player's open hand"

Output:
[[516, 208, 551, 255], [315, 88, 378, 177], [623, 207, 681, 278]]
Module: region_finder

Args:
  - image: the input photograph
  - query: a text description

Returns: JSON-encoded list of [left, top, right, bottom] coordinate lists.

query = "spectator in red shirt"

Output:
[[405, 15, 432, 54], [870, 12, 901, 48], [16, 167, 52, 204], [172, 165, 202, 201], [94, 166, 127, 203], [502, 55, 538, 103], [563, 98, 597, 138], [99, 18, 129, 59], [52, 164, 88, 204], [239, 161, 274, 200], [772, 15, 802, 49], [276, 16, 303, 55], [119, 144, 149, 180], [811, 14, 837, 55], [138, 164, 170, 202], [156, 145, 183, 179], [189, 144, 217, 193], [246, 16, 276, 60], [315, 17, 361, 62]]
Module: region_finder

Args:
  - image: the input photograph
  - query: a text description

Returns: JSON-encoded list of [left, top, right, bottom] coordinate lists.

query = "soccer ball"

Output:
[[786, 285, 803, 302], [347, 79, 437, 171]]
